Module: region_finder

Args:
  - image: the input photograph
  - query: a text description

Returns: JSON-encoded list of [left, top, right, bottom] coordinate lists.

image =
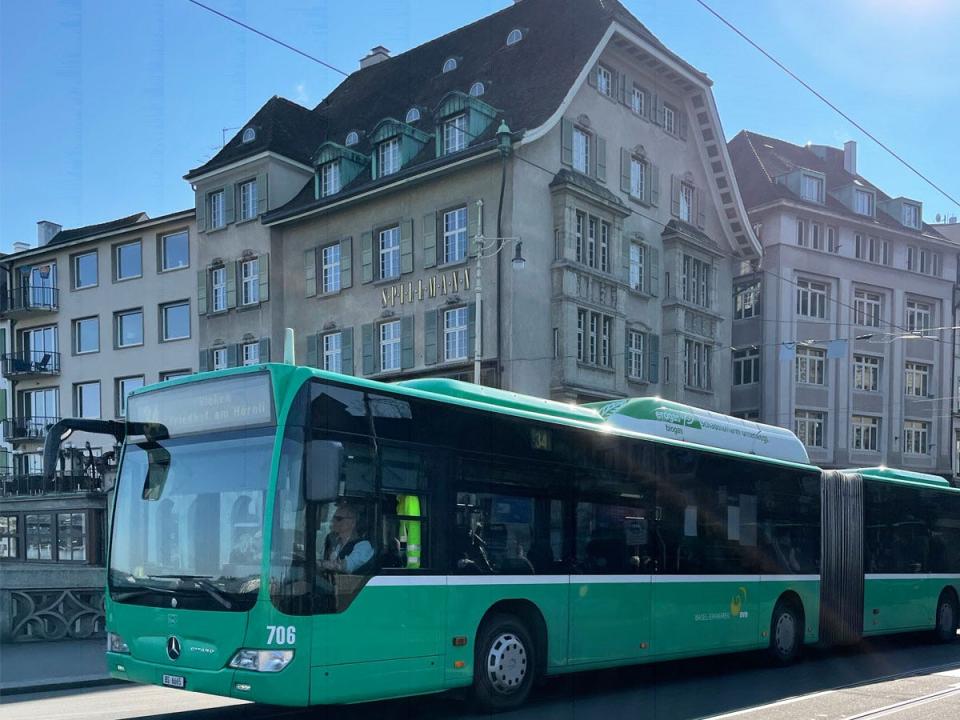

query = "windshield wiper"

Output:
[[112, 584, 177, 602], [150, 574, 233, 610]]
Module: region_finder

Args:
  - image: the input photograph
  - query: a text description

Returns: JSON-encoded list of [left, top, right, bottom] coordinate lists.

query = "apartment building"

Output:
[[187, 0, 759, 408], [0, 209, 196, 641], [729, 132, 957, 476]]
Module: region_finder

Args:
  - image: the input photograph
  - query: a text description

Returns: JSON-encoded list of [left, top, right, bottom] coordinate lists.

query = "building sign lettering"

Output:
[[380, 268, 471, 307]]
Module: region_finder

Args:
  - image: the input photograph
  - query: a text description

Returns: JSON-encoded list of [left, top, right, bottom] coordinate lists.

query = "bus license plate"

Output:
[[162, 674, 186, 689]]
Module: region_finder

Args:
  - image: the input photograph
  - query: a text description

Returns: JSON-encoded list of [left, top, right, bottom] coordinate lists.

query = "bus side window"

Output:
[[381, 493, 426, 569]]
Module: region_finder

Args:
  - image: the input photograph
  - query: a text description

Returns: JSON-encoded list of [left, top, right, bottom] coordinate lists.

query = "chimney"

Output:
[[843, 140, 857, 175], [37, 220, 61, 246], [359, 46, 391, 69], [13, 241, 30, 254]]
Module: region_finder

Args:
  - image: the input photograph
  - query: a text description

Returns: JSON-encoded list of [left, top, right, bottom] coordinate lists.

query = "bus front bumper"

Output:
[[106, 651, 309, 706]]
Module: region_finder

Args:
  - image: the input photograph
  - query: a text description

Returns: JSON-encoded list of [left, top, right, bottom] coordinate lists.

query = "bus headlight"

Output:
[[107, 632, 130, 654], [228, 649, 294, 672]]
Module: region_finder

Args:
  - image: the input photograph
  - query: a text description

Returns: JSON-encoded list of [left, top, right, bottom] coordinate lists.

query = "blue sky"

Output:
[[1, 0, 958, 251]]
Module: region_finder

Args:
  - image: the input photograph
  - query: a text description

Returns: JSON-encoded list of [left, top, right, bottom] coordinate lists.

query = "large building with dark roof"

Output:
[[729, 130, 958, 477], [188, 0, 759, 409]]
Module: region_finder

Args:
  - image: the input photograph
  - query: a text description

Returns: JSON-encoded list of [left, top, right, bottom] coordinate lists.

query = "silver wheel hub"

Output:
[[775, 612, 796, 655], [940, 602, 955, 633], [486, 632, 527, 694]]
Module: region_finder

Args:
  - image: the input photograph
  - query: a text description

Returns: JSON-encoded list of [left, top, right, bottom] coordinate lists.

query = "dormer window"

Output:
[[442, 57, 457, 73], [241, 127, 256, 143], [320, 161, 341, 197], [801, 173, 824, 203], [443, 114, 468, 154], [345, 131, 359, 147], [405, 107, 421, 123], [469, 82, 485, 98], [855, 188, 874, 216], [506, 28, 523, 46], [903, 203, 921, 229], [378, 137, 400, 176]]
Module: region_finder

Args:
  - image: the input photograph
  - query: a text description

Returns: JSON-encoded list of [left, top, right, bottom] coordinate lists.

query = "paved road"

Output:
[[2, 634, 959, 720]]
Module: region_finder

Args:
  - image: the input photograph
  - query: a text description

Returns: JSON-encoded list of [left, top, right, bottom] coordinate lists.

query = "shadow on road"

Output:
[[118, 633, 959, 720]]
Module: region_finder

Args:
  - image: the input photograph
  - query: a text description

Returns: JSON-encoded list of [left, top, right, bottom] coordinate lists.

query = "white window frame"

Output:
[[443, 307, 468, 362], [810, 222, 822, 251], [795, 346, 826, 385], [630, 157, 646, 199], [904, 362, 930, 398], [239, 179, 258, 221], [902, 203, 920, 229], [903, 420, 930, 455], [663, 104, 676, 135], [322, 244, 341, 294], [378, 137, 400, 176], [443, 207, 468, 264], [797, 218, 808, 247], [323, 332, 342, 373], [74, 317, 99, 355], [116, 376, 144, 418], [682, 255, 711, 308], [679, 182, 693, 222], [161, 301, 190, 342], [115, 309, 143, 349], [380, 320, 401, 372], [629, 243, 644, 292], [241, 342, 260, 366], [853, 355, 880, 392], [796, 279, 827, 319], [241, 258, 259, 306], [212, 347, 228, 371], [320, 161, 341, 197], [852, 415, 880, 451], [211, 266, 226, 312], [208, 189, 225, 229], [853, 290, 882, 327], [115, 240, 142, 281], [443, 114, 468, 154], [801, 173, 824, 203], [827, 226, 838, 253], [160, 231, 189, 272], [854, 188, 874, 216], [906, 300, 932, 333], [683, 338, 712, 390], [627, 330, 645, 379], [733, 348, 760, 385], [379, 226, 400, 280], [795, 410, 825, 448], [596, 65, 612, 97], [630, 86, 645, 116], [734, 282, 760, 320], [74, 381, 101, 420], [73, 251, 98, 289], [572, 127, 590, 173]]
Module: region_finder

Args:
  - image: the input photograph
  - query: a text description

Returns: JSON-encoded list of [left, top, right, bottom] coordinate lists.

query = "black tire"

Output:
[[934, 592, 959, 643], [768, 599, 803, 665], [473, 613, 536, 713]]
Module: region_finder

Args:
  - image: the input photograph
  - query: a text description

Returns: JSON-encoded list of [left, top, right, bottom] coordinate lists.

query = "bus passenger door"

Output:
[[568, 500, 653, 665]]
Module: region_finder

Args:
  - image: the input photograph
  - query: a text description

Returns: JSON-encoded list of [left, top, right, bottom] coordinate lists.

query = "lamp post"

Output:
[[472, 207, 525, 384]]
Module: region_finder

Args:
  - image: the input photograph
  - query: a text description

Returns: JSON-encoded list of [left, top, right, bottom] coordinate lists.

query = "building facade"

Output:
[[729, 132, 958, 476], [0, 209, 197, 641], [188, 0, 759, 408], [931, 219, 960, 480]]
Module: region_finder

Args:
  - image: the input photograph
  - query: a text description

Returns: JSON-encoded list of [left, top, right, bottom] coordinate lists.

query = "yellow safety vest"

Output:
[[397, 495, 421, 569]]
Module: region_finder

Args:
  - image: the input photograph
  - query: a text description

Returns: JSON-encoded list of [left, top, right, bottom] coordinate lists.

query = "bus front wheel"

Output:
[[768, 599, 802, 665], [473, 613, 536, 712], [934, 592, 959, 643]]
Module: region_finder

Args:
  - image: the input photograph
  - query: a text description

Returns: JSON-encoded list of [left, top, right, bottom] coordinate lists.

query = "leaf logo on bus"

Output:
[[730, 587, 748, 618]]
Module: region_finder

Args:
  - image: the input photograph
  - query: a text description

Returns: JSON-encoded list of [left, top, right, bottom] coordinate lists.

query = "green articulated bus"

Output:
[[45, 362, 960, 711]]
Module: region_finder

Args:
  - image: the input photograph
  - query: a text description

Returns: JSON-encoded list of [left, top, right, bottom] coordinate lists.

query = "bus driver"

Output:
[[319, 503, 374, 574]]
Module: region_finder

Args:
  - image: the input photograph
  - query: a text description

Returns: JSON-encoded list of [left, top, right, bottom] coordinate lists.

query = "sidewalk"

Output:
[[0, 638, 122, 695]]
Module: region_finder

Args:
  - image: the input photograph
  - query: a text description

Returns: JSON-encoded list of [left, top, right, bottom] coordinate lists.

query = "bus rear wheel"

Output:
[[768, 599, 802, 665], [473, 613, 536, 712], [934, 593, 959, 643]]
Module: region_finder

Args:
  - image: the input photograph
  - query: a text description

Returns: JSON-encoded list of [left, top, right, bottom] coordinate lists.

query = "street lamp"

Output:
[[472, 198, 524, 384]]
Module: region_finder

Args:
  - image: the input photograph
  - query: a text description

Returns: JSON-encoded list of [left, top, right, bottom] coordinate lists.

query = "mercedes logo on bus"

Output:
[[167, 636, 181, 661]]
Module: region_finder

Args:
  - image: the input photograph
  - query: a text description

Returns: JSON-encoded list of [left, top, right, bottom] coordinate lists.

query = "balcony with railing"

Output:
[[1, 350, 61, 379], [1, 285, 59, 317], [1, 416, 60, 443], [0, 472, 104, 497]]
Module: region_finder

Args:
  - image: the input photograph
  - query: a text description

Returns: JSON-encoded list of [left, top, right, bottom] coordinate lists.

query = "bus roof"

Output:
[[846, 466, 955, 490]]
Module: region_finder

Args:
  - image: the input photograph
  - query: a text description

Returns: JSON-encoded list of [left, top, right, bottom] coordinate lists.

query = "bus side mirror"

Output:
[[306, 440, 343, 503]]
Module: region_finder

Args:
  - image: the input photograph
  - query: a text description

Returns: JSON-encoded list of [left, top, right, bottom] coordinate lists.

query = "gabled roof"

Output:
[[47, 212, 148, 247], [187, 0, 672, 185], [729, 130, 945, 238]]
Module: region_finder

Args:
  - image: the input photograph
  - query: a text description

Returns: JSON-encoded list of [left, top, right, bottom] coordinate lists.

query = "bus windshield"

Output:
[[109, 375, 277, 612]]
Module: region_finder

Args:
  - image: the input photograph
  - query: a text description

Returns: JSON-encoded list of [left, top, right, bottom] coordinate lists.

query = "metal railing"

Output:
[[1, 350, 61, 378], [1, 416, 61, 442], [2, 285, 59, 314], [0, 472, 104, 496]]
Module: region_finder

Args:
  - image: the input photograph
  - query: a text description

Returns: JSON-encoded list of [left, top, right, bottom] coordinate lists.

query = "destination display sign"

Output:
[[127, 373, 274, 436]]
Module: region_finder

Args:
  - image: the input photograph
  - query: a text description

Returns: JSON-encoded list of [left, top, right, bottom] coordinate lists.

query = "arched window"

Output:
[[506, 28, 523, 46], [345, 131, 359, 147], [241, 127, 256, 143], [469, 82, 485, 97], [442, 57, 458, 73], [405, 107, 421, 123]]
